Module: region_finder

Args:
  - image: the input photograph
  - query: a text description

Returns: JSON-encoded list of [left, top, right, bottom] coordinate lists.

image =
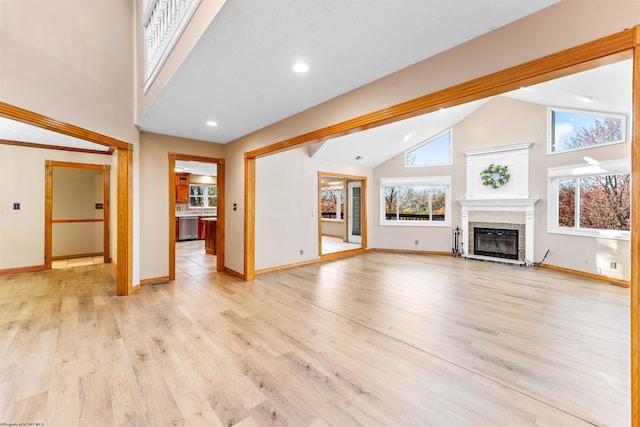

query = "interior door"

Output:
[[348, 181, 362, 244]]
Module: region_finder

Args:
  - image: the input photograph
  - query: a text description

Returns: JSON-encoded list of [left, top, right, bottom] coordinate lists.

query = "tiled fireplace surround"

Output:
[[459, 143, 537, 265], [459, 200, 536, 264]]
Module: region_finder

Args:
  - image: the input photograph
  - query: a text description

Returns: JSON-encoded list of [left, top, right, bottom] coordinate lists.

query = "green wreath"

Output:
[[481, 164, 510, 189]]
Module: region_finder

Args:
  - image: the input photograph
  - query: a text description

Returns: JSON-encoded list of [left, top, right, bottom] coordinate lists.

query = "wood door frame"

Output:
[[168, 153, 225, 280], [244, 28, 639, 423], [317, 172, 367, 256], [45, 161, 111, 268], [0, 102, 133, 295]]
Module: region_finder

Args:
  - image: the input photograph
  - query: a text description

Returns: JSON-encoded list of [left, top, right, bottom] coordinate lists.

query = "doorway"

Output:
[[318, 172, 366, 256], [168, 153, 225, 280], [45, 161, 111, 269]]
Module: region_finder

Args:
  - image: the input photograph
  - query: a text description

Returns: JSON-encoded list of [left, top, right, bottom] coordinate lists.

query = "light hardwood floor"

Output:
[[0, 253, 629, 426]]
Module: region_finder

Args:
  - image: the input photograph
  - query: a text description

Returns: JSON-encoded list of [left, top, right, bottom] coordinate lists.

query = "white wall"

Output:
[[255, 146, 372, 270], [52, 168, 104, 258], [0, 145, 114, 270]]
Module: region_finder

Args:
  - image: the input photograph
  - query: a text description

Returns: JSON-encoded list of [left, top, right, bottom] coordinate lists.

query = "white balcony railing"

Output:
[[143, 0, 201, 92]]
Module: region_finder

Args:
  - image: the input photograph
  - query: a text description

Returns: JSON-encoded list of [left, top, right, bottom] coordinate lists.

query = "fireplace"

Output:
[[473, 227, 519, 260]]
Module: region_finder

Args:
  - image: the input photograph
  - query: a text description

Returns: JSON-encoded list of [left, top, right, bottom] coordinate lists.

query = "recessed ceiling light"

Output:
[[293, 62, 309, 73], [578, 95, 595, 103], [206, 120, 218, 127]]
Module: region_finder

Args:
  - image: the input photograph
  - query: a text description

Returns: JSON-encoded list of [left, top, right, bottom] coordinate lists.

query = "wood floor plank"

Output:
[[0, 253, 629, 426]]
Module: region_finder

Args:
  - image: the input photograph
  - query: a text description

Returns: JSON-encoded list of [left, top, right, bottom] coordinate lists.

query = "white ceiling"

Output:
[[137, 0, 561, 144], [0, 116, 110, 152], [311, 58, 632, 168]]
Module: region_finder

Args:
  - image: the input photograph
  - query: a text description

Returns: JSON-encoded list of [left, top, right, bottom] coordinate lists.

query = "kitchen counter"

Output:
[[176, 211, 216, 217]]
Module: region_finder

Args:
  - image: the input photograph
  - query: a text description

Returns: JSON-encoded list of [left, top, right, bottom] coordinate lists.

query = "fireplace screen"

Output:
[[473, 227, 519, 260]]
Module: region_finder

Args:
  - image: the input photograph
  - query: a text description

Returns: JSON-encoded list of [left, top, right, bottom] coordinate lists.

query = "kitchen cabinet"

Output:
[[198, 215, 216, 239], [175, 217, 179, 241], [175, 173, 190, 203], [204, 219, 216, 255]]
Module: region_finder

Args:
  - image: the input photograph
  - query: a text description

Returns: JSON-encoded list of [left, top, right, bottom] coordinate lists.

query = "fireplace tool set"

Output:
[[452, 226, 462, 257]]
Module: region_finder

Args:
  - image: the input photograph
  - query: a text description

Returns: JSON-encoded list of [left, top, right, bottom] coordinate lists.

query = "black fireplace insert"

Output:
[[473, 227, 519, 260]]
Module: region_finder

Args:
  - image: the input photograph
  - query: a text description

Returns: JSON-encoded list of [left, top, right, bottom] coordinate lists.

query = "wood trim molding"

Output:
[[103, 167, 111, 263], [244, 157, 255, 281], [51, 252, 103, 261], [0, 102, 133, 151], [245, 30, 635, 160], [540, 263, 629, 287], [318, 172, 368, 256], [0, 139, 112, 155], [319, 248, 366, 262], [44, 163, 53, 269], [139, 276, 171, 286], [167, 153, 225, 281], [216, 161, 226, 272], [631, 24, 640, 427], [45, 161, 111, 271], [0, 265, 46, 275], [51, 219, 104, 223], [223, 267, 245, 280], [117, 149, 133, 296]]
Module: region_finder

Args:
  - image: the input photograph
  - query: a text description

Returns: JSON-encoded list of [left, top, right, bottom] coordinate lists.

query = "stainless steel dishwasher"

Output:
[[178, 216, 198, 240]]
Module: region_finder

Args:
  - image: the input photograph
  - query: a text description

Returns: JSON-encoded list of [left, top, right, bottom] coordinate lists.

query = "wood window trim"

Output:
[[243, 27, 640, 425]]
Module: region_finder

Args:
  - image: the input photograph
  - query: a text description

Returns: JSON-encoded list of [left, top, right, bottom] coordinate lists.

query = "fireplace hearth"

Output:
[[473, 227, 519, 260]]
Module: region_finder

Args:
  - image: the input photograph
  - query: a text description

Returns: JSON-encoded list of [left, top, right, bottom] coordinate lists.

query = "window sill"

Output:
[[380, 221, 451, 227], [548, 228, 630, 241]]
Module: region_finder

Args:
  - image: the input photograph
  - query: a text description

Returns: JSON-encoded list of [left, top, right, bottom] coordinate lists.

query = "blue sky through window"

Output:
[[405, 131, 451, 166], [552, 109, 624, 152]]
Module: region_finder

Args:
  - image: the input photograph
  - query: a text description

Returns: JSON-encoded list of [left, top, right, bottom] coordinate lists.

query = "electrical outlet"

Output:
[[610, 261, 617, 269], [13, 203, 20, 210], [299, 249, 304, 255], [583, 257, 589, 264], [414, 240, 419, 245]]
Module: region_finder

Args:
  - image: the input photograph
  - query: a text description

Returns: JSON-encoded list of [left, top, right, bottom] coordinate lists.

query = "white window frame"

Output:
[[547, 107, 626, 155], [547, 158, 630, 240], [404, 129, 453, 167], [189, 184, 217, 209], [380, 176, 451, 227]]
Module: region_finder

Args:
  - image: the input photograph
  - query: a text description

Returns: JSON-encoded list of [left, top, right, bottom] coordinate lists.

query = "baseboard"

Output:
[[223, 267, 245, 280], [366, 248, 452, 256], [52, 252, 103, 261], [139, 276, 171, 286], [320, 247, 366, 261], [0, 264, 47, 275], [540, 263, 629, 287], [256, 257, 323, 274]]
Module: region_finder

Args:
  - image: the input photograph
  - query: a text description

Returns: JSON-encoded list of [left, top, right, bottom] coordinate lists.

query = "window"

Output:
[[548, 159, 630, 239], [405, 129, 452, 167], [321, 183, 344, 220], [380, 176, 451, 226], [189, 184, 217, 208], [548, 107, 625, 154]]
